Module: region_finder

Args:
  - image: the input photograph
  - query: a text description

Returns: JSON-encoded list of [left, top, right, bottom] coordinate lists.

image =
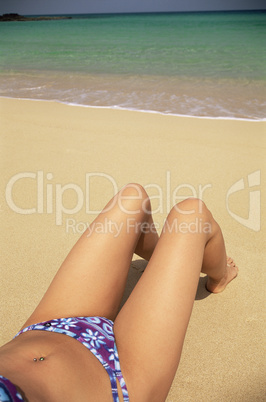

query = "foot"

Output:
[[206, 257, 238, 293]]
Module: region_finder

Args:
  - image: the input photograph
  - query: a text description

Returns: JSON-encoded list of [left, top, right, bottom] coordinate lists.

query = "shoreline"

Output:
[[1, 95, 265, 122], [0, 69, 265, 121], [1, 11, 265, 122]]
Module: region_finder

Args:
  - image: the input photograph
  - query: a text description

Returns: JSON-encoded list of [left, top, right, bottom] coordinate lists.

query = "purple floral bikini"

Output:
[[6, 316, 129, 401]]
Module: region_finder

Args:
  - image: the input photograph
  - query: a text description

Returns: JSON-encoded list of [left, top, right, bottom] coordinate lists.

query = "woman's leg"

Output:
[[114, 198, 238, 402], [23, 183, 158, 327]]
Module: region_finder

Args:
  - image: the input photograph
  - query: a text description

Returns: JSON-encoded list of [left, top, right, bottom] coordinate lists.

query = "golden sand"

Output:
[[0, 98, 265, 401]]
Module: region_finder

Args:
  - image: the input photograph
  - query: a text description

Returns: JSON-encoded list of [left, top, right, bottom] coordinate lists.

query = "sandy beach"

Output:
[[0, 97, 265, 401]]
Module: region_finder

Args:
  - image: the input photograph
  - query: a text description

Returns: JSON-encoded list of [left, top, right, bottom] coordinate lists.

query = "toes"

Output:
[[227, 256, 237, 268], [226, 257, 239, 279], [228, 260, 239, 279]]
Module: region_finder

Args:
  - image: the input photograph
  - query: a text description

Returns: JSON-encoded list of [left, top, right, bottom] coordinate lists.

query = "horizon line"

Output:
[[2, 9, 266, 17]]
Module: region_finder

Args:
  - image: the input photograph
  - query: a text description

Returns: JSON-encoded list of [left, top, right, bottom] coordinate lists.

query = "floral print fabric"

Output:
[[15, 316, 129, 401], [0, 375, 23, 401]]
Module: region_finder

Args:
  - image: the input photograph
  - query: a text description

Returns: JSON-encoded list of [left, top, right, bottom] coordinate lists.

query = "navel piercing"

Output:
[[33, 357, 45, 361]]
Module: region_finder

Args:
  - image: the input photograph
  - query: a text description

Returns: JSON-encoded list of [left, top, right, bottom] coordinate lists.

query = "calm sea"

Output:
[[0, 11, 265, 119]]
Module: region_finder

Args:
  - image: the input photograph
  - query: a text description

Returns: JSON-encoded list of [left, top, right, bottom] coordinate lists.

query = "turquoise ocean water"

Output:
[[0, 11, 265, 119]]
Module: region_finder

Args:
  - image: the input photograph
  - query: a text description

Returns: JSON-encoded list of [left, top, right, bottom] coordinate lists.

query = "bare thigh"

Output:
[[20, 186, 228, 402], [22, 184, 156, 328], [114, 199, 223, 402]]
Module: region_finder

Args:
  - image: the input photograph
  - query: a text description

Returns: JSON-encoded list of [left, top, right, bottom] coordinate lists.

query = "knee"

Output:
[[170, 198, 212, 221], [121, 183, 149, 203], [122, 183, 148, 197], [118, 183, 151, 216]]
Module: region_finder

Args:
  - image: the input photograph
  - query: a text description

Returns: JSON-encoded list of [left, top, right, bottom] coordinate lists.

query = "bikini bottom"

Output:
[[15, 316, 129, 402]]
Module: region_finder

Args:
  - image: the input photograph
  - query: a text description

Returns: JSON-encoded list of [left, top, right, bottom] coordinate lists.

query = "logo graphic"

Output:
[[226, 170, 261, 231]]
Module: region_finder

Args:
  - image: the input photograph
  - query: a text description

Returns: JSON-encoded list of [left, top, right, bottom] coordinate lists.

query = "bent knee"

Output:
[[118, 183, 151, 215], [170, 198, 212, 219], [122, 183, 148, 197]]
